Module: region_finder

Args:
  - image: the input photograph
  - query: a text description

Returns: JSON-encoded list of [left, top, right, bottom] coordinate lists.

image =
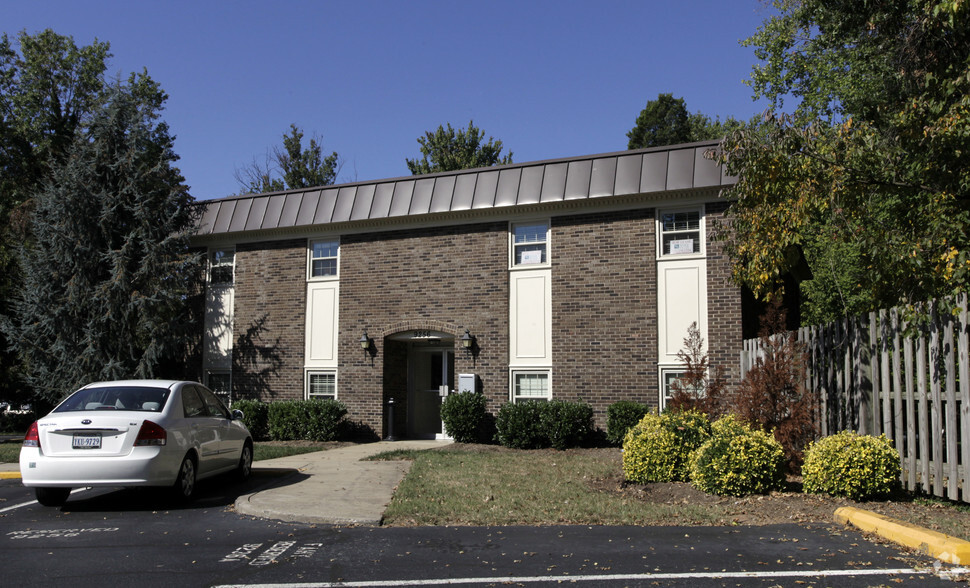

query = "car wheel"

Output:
[[236, 441, 253, 482], [35, 487, 71, 507], [172, 455, 197, 502]]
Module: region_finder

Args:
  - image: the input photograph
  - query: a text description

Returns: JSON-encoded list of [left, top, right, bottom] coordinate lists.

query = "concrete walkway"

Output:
[[235, 439, 448, 525]]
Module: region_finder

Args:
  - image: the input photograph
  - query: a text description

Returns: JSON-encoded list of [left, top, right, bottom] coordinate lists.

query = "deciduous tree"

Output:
[[406, 120, 512, 175]]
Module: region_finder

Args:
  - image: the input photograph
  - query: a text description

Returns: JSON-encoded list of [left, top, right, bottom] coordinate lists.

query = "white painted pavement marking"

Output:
[[0, 488, 89, 513], [212, 567, 970, 587], [8, 527, 119, 539]]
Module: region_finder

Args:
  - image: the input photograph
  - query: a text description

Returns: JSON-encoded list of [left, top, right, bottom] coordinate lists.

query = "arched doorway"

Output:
[[385, 329, 455, 439]]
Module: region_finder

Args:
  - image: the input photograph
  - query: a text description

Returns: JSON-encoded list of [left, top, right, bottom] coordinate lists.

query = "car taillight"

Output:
[[23, 421, 40, 448], [134, 420, 167, 446]]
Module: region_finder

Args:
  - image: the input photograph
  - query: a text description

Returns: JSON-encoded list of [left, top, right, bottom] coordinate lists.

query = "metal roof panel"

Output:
[[212, 200, 235, 233], [472, 170, 499, 209], [495, 168, 521, 207], [452, 174, 476, 210], [296, 190, 321, 226], [517, 166, 543, 205], [312, 189, 337, 224], [197, 201, 220, 235], [640, 151, 668, 193], [261, 195, 285, 229], [228, 198, 253, 232], [666, 149, 694, 191], [589, 157, 616, 198], [429, 175, 456, 213], [540, 163, 567, 203], [332, 187, 357, 223], [244, 197, 268, 231], [564, 160, 591, 200], [350, 184, 376, 220], [614, 155, 642, 196], [410, 178, 435, 215], [389, 181, 415, 217], [371, 183, 394, 218], [693, 147, 721, 187]]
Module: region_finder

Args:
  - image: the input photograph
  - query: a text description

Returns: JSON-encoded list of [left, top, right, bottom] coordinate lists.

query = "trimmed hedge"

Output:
[[232, 399, 269, 441], [495, 400, 594, 450], [689, 414, 786, 496], [606, 401, 650, 446], [267, 399, 348, 442], [802, 432, 901, 500], [440, 391, 488, 443]]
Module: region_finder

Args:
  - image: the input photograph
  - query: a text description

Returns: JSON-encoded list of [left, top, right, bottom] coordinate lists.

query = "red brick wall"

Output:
[[338, 222, 510, 436], [231, 239, 307, 401], [705, 201, 742, 388], [551, 209, 659, 426]]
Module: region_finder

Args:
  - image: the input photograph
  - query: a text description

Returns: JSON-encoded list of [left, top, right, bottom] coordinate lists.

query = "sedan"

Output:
[[20, 380, 253, 506]]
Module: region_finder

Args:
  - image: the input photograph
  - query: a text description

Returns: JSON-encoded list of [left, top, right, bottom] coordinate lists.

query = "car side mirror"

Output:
[[232, 409, 245, 421]]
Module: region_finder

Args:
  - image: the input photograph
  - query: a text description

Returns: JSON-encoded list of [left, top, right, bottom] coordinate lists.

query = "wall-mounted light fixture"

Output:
[[359, 332, 372, 352], [460, 329, 475, 351]]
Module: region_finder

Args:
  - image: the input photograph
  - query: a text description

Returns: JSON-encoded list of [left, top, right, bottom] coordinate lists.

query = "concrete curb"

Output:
[[835, 506, 970, 565], [0, 471, 21, 479]]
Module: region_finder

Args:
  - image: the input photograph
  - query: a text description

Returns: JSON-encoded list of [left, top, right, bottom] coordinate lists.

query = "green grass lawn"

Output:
[[375, 447, 728, 527], [0, 442, 19, 463]]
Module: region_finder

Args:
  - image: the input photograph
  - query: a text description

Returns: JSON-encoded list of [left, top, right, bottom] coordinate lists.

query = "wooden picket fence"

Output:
[[740, 294, 970, 503]]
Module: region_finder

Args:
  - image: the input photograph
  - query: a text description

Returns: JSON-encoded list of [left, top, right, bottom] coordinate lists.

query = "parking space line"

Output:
[[0, 488, 88, 513]]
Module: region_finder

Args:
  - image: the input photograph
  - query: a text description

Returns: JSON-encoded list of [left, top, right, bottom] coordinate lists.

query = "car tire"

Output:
[[172, 454, 197, 502], [35, 487, 71, 507], [236, 441, 253, 482]]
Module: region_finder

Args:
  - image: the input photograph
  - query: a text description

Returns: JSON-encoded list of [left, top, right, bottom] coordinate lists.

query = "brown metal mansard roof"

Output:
[[193, 140, 734, 239]]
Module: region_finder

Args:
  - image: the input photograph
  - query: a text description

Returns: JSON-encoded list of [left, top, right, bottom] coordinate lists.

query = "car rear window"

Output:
[[53, 386, 171, 413]]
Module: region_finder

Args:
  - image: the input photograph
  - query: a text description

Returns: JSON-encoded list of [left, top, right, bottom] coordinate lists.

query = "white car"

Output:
[[20, 380, 253, 506]]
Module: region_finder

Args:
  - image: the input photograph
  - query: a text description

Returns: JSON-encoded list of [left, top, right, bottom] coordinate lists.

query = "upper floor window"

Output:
[[209, 249, 234, 285], [309, 239, 339, 278], [511, 222, 549, 266], [659, 209, 702, 256]]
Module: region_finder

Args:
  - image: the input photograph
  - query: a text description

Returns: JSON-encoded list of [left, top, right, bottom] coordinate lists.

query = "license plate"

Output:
[[72, 434, 101, 449]]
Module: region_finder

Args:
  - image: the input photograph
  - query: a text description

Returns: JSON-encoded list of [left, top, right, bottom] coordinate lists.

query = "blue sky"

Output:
[[7, 0, 775, 200]]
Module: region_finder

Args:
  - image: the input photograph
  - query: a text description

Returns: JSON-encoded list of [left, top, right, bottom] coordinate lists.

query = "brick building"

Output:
[[191, 141, 742, 439]]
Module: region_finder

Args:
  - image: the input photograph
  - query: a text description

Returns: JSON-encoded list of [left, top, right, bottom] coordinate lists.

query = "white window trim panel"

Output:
[[656, 257, 708, 364], [656, 205, 705, 261], [509, 368, 552, 403], [305, 281, 340, 368], [305, 369, 338, 400], [509, 267, 552, 366], [509, 219, 551, 270], [307, 238, 340, 282]]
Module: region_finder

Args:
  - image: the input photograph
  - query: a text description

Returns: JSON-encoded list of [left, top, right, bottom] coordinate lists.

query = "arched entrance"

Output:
[[384, 329, 455, 439]]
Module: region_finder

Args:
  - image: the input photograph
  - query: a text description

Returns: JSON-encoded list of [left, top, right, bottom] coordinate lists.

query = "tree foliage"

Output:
[[1, 79, 202, 409], [718, 1, 970, 321], [235, 124, 339, 194], [627, 93, 740, 149], [406, 120, 512, 175]]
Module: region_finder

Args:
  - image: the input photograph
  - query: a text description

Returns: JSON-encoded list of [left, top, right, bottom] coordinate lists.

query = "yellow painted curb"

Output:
[[835, 506, 970, 565], [0, 471, 21, 479]]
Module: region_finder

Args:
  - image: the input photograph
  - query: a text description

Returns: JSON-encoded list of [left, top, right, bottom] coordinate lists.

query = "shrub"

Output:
[[732, 302, 818, 472], [0, 410, 37, 434], [622, 409, 711, 483], [689, 414, 786, 496], [540, 400, 594, 450], [495, 402, 545, 449], [606, 401, 650, 446], [232, 399, 268, 441], [802, 432, 901, 500], [267, 399, 348, 442], [441, 391, 488, 443], [667, 322, 729, 419]]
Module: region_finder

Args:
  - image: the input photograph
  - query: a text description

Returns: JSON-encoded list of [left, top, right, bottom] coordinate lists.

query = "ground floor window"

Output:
[[511, 370, 551, 402], [306, 371, 337, 400], [205, 370, 231, 404], [660, 368, 684, 410]]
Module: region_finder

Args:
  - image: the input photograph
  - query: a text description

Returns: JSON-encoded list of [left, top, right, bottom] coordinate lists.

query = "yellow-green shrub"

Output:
[[802, 432, 901, 500], [689, 415, 786, 496], [622, 409, 711, 483]]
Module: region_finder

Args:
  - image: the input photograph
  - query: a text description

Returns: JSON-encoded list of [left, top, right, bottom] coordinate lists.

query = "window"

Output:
[[309, 239, 339, 278], [659, 209, 701, 256], [209, 249, 235, 285], [198, 386, 230, 419], [306, 371, 336, 400], [660, 368, 705, 410], [511, 371, 551, 402], [206, 371, 231, 403], [512, 222, 548, 266]]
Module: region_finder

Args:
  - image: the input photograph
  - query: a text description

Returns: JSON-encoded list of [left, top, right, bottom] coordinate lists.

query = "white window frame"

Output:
[[659, 367, 685, 410], [510, 369, 552, 403], [308, 238, 340, 281], [657, 207, 704, 259], [209, 248, 235, 285], [305, 370, 337, 400], [509, 220, 550, 269]]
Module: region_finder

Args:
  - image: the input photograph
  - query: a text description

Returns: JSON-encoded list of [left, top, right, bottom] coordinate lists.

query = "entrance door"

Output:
[[408, 348, 454, 439]]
